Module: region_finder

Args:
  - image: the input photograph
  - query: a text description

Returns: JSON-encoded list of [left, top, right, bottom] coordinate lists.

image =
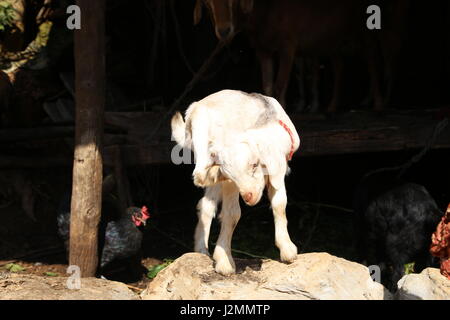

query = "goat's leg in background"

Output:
[[268, 183, 298, 263], [366, 40, 384, 112], [274, 49, 296, 108], [326, 57, 344, 113], [294, 57, 307, 113], [213, 181, 241, 276], [294, 57, 321, 113], [256, 50, 274, 97], [380, 0, 410, 108], [310, 58, 321, 113], [194, 184, 222, 255]]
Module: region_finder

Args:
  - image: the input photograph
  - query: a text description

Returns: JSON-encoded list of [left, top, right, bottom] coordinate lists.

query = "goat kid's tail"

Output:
[[171, 112, 187, 148]]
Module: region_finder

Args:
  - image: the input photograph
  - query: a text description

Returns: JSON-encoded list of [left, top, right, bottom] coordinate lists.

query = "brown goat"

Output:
[[194, 0, 406, 112]]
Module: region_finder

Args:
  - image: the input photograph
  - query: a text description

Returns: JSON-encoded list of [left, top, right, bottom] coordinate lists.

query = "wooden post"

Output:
[[69, 0, 106, 277]]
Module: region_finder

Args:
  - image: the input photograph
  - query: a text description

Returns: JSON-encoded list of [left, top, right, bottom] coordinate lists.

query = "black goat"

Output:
[[353, 172, 442, 291]]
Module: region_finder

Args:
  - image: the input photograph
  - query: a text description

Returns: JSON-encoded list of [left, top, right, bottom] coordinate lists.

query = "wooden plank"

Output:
[[298, 122, 450, 156], [69, 0, 106, 278], [0, 126, 74, 142], [0, 126, 126, 143], [0, 111, 448, 168], [0, 156, 71, 168], [103, 144, 174, 166], [102, 110, 450, 164]]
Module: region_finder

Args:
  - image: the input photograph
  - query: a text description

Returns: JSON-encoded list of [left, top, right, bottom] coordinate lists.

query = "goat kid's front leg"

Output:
[[268, 184, 298, 263], [195, 184, 222, 255], [213, 181, 241, 276]]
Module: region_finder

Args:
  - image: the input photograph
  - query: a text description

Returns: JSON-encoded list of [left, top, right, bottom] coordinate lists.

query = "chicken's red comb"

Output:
[[141, 206, 150, 220]]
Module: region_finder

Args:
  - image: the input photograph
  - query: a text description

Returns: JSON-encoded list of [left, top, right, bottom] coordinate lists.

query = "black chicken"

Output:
[[57, 191, 150, 270], [353, 172, 442, 290]]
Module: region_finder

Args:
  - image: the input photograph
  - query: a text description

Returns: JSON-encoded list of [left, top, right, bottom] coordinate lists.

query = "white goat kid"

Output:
[[171, 90, 300, 275]]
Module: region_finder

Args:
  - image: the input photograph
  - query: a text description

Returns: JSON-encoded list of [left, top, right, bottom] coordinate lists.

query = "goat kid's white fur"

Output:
[[171, 90, 300, 275]]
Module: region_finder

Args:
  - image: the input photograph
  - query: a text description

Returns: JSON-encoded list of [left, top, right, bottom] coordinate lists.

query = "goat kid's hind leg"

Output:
[[191, 109, 214, 187], [213, 181, 241, 276], [268, 184, 298, 263], [195, 184, 222, 255]]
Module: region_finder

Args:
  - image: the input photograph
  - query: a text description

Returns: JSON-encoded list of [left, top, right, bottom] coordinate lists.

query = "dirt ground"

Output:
[[0, 257, 163, 293]]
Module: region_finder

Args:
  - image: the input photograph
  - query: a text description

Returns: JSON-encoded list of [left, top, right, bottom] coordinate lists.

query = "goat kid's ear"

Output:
[[240, 0, 253, 14], [194, 0, 203, 25]]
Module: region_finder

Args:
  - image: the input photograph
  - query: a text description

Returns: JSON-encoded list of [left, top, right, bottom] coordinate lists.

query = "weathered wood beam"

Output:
[[0, 126, 127, 143], [69, 0, 106, 278], [0, 126, 75, 143], [0, 121, 448, 169], [103, 144, 174, 166], [0, 156, 71, 169], [298, 124, 450, 157], [0, 112, 448, 169]]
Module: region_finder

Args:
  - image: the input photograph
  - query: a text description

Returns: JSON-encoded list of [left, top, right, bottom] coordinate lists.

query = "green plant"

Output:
[[0, 2, 16, 32], [146, 259, 174, 279], [5, 263, 25, 273], [404, 262, 415, 275]]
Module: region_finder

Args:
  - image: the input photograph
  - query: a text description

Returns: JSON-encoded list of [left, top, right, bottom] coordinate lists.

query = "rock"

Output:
[[141, 252, 391, 300], [0, 274, 139, 300], [397, 268, 450, 300]]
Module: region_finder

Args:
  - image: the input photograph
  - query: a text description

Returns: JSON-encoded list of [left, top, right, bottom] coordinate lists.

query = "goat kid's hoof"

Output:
[[193, 173, 206, 188], [214, 260, 236, 276], [280, 244, 298, 264]]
